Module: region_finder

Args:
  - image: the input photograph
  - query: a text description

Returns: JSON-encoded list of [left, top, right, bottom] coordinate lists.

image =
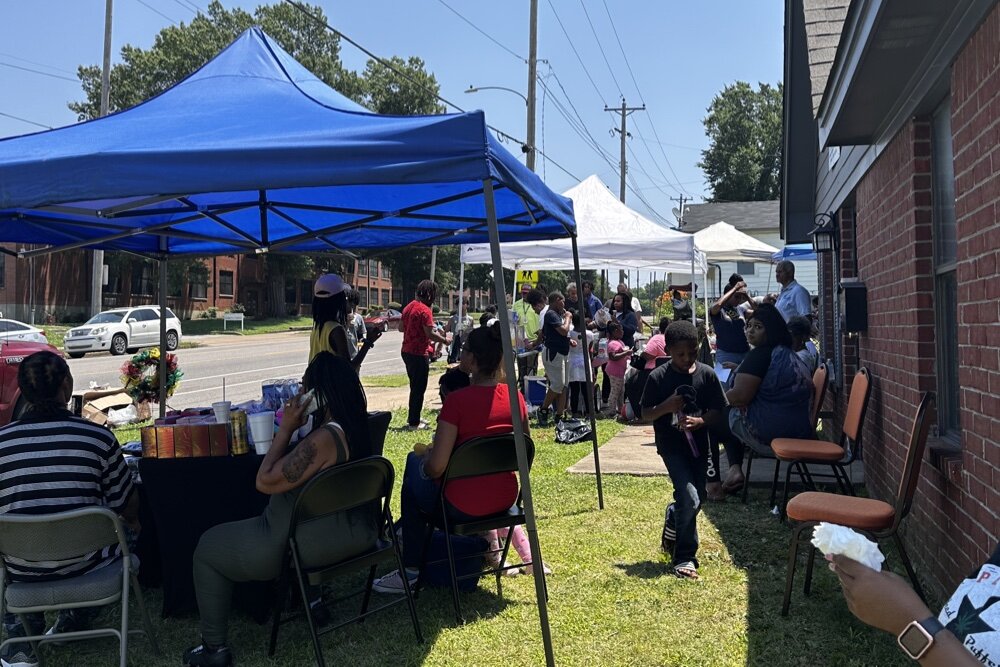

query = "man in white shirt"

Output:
[[767, 261, 811, 322]]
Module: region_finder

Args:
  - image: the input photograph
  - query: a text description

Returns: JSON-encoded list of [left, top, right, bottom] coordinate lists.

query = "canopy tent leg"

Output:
[[690, 247, 696, 325], [457, 261, 465, 342], [571, 236, 604, 510], [158, 245, 168, 419], [703, 267, 709, 326], [483, 179, 556, 667]]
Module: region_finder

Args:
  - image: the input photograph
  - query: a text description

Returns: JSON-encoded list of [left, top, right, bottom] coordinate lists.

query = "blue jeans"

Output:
[[715, 349, 747, 366], [659, 444, 707, 567], [399, 452, 476, 568]]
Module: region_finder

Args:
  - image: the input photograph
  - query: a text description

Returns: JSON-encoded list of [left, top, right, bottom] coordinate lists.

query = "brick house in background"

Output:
[[783, 0, 998, 599]]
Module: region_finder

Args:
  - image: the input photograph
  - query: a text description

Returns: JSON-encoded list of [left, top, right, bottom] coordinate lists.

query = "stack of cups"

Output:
[[212, 401, 232, 424], [248, 411, 276, 455]]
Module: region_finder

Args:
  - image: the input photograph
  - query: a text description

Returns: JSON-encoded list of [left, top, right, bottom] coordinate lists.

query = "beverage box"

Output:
[[140, 424, 230, 458]]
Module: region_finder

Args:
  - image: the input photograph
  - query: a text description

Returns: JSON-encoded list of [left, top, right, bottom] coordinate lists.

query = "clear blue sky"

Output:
[[0, 0, 783, 227]]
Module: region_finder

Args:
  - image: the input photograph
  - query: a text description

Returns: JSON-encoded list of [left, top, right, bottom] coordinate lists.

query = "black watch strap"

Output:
[[920, 616, 945, 636]]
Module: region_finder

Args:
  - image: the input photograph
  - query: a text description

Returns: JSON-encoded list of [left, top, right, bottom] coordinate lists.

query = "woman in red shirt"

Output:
[[373, 321, 528, 594]]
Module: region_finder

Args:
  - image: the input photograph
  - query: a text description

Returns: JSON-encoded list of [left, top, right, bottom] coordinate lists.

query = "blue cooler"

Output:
[[523, 376, 547, 406]]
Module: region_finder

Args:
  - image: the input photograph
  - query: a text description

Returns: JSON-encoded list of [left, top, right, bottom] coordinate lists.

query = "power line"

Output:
[[577, 0, 622, 99], [283, 0, 582, 184], [434, 0, 524, 62], [0, 52, 76, 76], [0, 61, 77, 83], [0, 111, 52, 130], [600, 0, 643, 104], [134, 0, 178, 25], [545, 0, 607, 104], [168, 0, 202, 16]]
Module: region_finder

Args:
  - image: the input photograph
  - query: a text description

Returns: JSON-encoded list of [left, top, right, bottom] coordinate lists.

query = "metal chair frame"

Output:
[[781, 392, 934, 616], [268, 456, 422, 667], [416, 434, 538, 623], [0, 507, 160, 667]]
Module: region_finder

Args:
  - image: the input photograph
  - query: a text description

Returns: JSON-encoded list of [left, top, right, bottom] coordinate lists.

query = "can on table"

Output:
[[229, 410, 250, 455]]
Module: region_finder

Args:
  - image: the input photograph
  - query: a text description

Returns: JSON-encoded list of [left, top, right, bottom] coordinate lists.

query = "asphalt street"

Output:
[[68, 329, 407, 411]]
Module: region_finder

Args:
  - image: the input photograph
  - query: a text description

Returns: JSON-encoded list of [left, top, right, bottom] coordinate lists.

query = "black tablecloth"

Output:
[[138, 455, 270, 618]]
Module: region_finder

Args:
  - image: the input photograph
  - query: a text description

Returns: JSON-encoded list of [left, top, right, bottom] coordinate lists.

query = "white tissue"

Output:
[[810, 522, 885, 571]]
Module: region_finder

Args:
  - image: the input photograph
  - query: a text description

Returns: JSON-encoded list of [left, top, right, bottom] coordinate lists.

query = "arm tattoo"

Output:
[[282, 440, 317, 484]]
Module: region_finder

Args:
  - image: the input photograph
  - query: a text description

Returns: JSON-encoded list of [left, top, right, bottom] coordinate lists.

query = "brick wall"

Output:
[[839, 6, 999, 599]]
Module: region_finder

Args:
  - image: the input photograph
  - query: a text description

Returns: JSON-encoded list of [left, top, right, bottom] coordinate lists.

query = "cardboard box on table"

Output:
[[141, 424, 230, 458], [73, 388, 150, 426]]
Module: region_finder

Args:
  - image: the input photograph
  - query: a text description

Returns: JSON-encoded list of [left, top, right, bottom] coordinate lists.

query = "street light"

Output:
[[464, 85, 528, 106]]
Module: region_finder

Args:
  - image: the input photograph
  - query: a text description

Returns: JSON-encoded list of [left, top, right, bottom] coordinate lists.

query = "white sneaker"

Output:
[[371, 569, 418, 594], [1, 650, 38, 667], [522, 562, 552, 576]]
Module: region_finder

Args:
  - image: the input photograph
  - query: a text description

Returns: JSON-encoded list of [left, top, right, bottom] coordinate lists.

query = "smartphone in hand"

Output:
[[299, 388, 319, 416]]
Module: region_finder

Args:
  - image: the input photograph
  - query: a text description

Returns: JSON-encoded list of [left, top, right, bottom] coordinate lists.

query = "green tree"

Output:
[[72, 1, 447, 316], [698, 81, 783, 202]]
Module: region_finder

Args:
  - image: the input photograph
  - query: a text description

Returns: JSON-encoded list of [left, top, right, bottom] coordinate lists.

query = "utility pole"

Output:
[[526, 0, 538, 171], [671, 194, 691, 228], [91, 0, 113, 316], [605, 98, 644, 283]]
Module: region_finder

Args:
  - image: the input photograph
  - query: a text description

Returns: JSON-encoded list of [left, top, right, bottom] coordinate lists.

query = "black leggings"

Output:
[[401, 352, 430, 426], [568, 381, 593, 415]]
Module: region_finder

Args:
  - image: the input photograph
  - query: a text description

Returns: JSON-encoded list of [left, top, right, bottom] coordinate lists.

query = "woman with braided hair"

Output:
[[0, 351, 138, 667]]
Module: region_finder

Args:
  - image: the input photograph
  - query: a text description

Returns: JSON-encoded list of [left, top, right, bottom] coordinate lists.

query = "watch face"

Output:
[[898, 624, 932, 658]]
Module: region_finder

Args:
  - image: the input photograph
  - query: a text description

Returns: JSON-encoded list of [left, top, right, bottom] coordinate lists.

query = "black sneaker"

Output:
[[537, 408, 549, 427], [660, 503, 676, 555], [182, 643, 233, 667]]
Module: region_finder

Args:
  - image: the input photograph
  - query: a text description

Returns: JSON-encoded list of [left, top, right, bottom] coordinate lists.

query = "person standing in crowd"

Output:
[[641, 321, 727, 580], [345, 286, 367, 353], [537, 291, 574, 426], [446, 297, 472, 364], [603, 321, 631, 418], [618, 282, 645, 333], [512, 284, 543, 381], [310, 274, 380, 369], [767, 261, 811, 322], [399, 280, 451, 431], [612, 290, 640, 347], [710, 275, 752, 368], [582, 280, 604, 320], [0, 352, 139, 667], [564, 282, 580, 313], [567, 310, 597, 417], [624, 316, 671, 421]]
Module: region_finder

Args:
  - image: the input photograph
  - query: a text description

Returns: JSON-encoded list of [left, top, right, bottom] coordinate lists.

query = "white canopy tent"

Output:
[[692, 221, 779, 262], [461, 175, 708, 274]]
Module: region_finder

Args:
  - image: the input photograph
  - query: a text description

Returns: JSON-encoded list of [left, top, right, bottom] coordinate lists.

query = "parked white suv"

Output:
[[64, 307, 183, 358]]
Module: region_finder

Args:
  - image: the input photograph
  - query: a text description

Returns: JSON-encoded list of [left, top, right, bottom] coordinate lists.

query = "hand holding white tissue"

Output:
[[810, 522, 885, 571]]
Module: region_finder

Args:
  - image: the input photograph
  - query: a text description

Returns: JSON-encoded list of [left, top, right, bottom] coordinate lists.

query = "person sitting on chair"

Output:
[[0, 351, 139, 667], [183, 352, 373, 667], [372, 321, 530, 594]]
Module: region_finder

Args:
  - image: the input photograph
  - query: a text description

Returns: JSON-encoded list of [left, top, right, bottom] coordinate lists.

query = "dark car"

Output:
[[0, 339, 63, 426], [363, 308, 402, 332]]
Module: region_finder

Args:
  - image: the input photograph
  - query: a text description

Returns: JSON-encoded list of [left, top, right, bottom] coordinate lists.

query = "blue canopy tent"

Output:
[[771, 244, 816, 262], [0, 28, 570, 664]]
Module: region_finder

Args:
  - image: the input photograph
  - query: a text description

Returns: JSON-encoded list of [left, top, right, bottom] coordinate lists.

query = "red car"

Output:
[[363, 308, 402, 332], [0, 339, 63, 426]]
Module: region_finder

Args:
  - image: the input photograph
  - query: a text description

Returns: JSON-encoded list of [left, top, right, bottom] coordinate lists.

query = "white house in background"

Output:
[[670, 200, 818, 299]]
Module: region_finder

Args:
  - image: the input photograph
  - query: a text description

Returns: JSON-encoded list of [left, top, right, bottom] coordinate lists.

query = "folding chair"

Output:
[[417, 434, 537, 623], [781, 392, 934, 616], [0, 507, 160, 667], [772, 367, 872, 517], [366, 411, 392, 457], [742, 363, 830, 505], [268, 456, 421, 667]]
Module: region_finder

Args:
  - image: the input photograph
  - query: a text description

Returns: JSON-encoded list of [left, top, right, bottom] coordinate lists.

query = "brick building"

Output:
[[783, 0, 998, 598]]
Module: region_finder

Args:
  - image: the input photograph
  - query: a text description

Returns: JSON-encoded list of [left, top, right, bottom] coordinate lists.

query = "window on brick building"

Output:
[[218, 270, 234, 297], [0, 254, 5, 288], [736, 261, 756, 276], [358, 287, 368, 308], [189, 276, 208, 300], [381, 289, 390, 306], [357, 261, 367, 277], [284, 279, 296, 306], [381, 263, 390, 279], [131, 263, 155, 296], [931, 97, 959, 437]]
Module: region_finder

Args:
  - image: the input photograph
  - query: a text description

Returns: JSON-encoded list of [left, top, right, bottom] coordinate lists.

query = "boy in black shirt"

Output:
[[641, 321, 727, 579]]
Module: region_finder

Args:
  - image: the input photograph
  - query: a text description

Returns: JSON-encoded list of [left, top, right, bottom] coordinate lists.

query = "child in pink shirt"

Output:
[[604, 321, 631, 417]]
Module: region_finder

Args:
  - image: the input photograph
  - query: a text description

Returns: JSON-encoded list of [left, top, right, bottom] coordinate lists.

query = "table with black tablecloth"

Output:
[[137, 454, 270, 618]]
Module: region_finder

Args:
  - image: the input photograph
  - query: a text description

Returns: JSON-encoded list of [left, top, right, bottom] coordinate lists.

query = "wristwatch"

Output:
[[897, 616, 945, 660]]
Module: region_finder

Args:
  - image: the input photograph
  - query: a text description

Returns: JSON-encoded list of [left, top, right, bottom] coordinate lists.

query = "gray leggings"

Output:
[[193, 514, 287, 646]]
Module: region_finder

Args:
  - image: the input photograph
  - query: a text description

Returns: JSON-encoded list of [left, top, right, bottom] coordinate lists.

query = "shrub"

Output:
[[199, 307, 219, 319], [387, 301, 403, 311], [229, 303, 246, 313], [431, 305, 440, 315]]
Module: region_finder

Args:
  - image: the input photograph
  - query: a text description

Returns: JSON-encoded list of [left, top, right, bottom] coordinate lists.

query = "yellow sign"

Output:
[[516, 270, 538, 284]]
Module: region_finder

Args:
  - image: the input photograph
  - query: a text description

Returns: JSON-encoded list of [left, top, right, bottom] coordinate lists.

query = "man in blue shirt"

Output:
[[769, 261, 811, 322], [581, 281, 604, 321]]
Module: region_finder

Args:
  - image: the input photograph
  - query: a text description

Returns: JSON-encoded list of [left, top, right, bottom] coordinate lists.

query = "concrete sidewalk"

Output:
[[365, 377, 443, 413], [568, 424, 865, 485]]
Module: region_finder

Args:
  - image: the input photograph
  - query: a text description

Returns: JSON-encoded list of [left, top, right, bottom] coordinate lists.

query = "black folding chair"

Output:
[[268, 456, 421, 667], [366, 411, 392, 457], [417, 434, 538, 623]]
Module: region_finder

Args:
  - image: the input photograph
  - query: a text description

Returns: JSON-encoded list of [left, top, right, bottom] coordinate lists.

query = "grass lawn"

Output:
[[181, 316, 314, 337], [73, 412, 912, 667]]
